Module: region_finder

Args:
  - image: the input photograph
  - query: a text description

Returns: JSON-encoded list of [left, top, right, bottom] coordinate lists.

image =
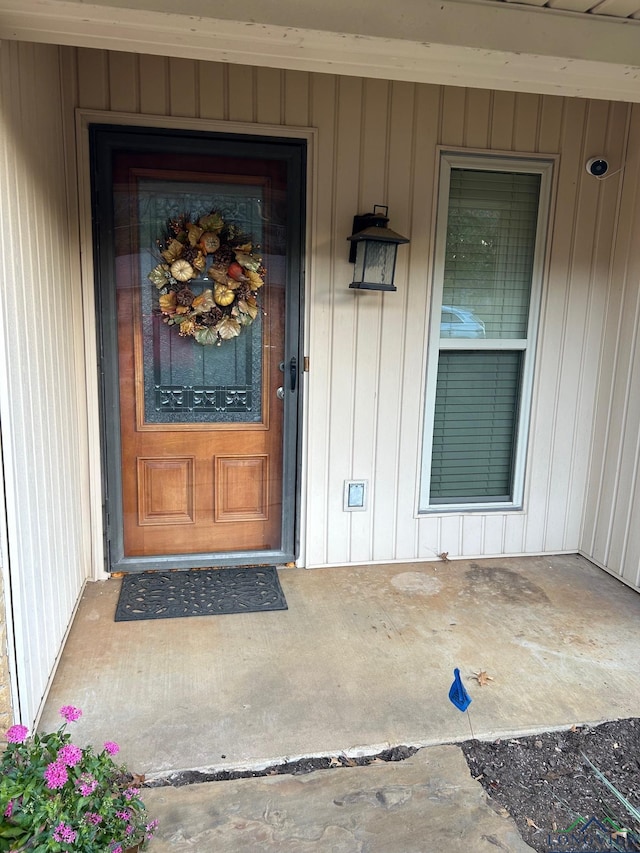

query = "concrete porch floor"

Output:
[[40, 555, 640, 778]]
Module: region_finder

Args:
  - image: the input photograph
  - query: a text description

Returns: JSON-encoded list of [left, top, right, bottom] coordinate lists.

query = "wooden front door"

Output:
[[92, 127, 305, 572]]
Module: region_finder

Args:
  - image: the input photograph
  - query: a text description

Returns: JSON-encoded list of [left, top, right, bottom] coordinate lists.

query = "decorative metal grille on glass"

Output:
[[137, 181, 264, 425]]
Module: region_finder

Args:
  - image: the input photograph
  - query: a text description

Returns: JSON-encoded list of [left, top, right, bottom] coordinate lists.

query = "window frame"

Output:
[[418, 151, 554, 514]]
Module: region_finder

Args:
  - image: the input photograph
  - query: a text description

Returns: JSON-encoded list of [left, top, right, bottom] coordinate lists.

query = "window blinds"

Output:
[[430, 351, 523, 502], [442, 170, 541, 340], [429, 167, 541, 505]]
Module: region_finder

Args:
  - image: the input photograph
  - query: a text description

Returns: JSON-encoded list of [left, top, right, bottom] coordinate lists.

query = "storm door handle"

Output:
[[289, 357, 297, 392]]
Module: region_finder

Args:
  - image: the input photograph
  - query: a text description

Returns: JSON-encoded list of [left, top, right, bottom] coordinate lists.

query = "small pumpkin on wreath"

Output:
[[148, 211, 265, 346]]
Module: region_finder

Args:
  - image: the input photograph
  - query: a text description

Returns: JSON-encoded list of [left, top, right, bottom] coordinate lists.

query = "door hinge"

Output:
[[303, 356, 310, 372]]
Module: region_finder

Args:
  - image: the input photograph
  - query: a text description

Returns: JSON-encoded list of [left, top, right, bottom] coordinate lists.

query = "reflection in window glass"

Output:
[[442, 170, 541, 340]]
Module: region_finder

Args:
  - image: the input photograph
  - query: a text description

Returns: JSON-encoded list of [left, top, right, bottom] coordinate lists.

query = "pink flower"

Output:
[[103, 741, 119, 756], [76, 772, 98, 795], [53, 822, 77, 843], [84, 812, 103, 825], [58, 744, 83, 767], [115, 810, 131, 821], [146, 818, 159, 839], [44, 761, 68, 789], [110, 845, 123, 853], [123, 787, 139, 800], [4, 801, 13, 818], [5, 725, 28, 743], [59, 705, 82, 722]]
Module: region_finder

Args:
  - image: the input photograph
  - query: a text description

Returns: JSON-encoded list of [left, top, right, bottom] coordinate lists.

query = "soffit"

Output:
[[477, 0, 640, 20], [0, 0, 639, 102]]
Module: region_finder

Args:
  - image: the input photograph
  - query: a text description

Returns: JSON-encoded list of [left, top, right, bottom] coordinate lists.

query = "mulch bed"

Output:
[[461, 718, 640, 851]]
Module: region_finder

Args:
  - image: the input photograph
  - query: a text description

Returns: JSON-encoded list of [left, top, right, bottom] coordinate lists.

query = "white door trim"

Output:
[[74, 108, 316, 579]]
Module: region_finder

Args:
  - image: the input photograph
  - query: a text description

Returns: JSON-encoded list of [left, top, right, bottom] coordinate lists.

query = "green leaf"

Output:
[[234, 251, 261, 272], [194, 327, 219, 346], [236, 299, 258, 321], [0, 825, 28, 838], [198, 212, 224, 231], [215, 316, 241, 340], [147, 264, 170, 288]]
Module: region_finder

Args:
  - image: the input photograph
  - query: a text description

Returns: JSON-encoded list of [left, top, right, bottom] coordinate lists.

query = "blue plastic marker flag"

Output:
[[448, 667, 472, 712]]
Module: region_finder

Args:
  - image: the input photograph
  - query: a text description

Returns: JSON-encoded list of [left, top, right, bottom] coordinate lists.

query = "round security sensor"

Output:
[[586, 157, 609, 177]]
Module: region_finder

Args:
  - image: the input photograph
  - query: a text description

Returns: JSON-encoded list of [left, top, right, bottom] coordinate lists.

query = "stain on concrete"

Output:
[[334, 785, 412, 810], [391, 572, 442, 596], [463, 566, 549, 605]]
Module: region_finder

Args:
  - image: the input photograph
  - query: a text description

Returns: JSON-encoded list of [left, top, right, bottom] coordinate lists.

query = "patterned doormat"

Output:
[[114, 566, 288, 622]]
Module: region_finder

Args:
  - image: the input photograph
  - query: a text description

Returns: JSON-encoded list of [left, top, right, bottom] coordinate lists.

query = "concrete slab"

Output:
[[39, 556, 640, 780], [141, 745, 535, 852]]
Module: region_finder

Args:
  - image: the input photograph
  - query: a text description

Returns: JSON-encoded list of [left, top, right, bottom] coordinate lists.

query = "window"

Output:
[[419, 153, 553, 512]]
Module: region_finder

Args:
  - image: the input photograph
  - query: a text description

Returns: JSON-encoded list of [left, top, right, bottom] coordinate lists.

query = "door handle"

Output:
[[289, 357, 297, 392]]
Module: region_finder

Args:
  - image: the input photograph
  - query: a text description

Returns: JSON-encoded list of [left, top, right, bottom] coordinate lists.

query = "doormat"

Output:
[[114, 567, 288, 622]]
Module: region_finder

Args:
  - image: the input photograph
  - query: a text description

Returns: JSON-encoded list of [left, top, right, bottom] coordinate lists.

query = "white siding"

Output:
[[64, 49, 633, 572], [581, 104, 640, 592], [0, 41, 91, 725], [3, 44, 636, 642]]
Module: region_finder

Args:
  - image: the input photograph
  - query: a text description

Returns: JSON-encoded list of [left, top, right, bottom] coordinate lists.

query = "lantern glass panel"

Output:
[[354, 240, 396, 286]]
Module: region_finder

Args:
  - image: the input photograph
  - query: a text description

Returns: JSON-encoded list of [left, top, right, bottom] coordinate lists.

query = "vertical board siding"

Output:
[[373, 80, 416, 561], [325, 75, 362, 565], [108, 51, 139, 113], [303, 72, 337, 564], [582, 103, 640, 590], [139, 54, 169, 116], [0, 41, 90, 725], [350, 78, 389, 564], [67, 49, 637, 585]]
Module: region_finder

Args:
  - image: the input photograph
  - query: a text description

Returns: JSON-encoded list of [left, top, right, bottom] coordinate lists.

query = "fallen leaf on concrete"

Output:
[[526, 817, 541, 830], [472, 670, 494, 687]]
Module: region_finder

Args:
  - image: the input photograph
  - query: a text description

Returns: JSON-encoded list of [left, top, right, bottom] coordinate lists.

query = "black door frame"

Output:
[[90, 124, 306, 573]]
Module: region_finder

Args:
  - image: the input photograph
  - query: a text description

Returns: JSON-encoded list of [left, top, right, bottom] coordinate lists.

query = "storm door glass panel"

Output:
[[441, 170, 541, 340], [137, 179, 266, 425]]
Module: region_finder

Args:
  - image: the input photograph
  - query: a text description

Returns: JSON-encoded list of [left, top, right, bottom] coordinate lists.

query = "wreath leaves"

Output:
[[149, 210, 265, 346]]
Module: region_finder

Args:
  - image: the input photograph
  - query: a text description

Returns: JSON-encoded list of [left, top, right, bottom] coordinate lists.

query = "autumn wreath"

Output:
[[148, 211, 265, 346]]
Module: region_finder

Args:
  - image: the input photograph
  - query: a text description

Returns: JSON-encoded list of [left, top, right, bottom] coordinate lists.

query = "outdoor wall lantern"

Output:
[[347, 205, 410, 292]]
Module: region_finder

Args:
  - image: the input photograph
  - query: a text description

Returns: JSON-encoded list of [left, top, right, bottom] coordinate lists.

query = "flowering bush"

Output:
[[0, 706, 157, 852]]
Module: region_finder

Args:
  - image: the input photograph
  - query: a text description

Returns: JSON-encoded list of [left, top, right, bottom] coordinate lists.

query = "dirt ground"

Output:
[[461, 718, 640, 852]]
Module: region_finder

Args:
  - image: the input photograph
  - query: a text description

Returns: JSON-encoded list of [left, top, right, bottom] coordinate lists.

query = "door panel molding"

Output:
[[215, 455, 270, 523], [137, 456, 196, 526]]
